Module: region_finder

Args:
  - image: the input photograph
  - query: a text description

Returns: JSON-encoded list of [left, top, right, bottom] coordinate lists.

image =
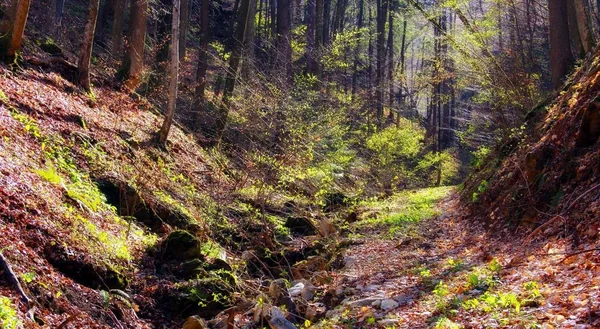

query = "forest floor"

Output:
[[311, 188, 600, 329]]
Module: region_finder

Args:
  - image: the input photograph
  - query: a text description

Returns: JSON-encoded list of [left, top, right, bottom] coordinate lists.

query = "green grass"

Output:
[[357, 186, 453, 232], [0, 297, 21, 329]]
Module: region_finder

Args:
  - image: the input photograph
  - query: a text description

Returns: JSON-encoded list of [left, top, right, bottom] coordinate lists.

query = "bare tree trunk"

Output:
[[159, 0, 180, 144], [242, 0, 257, 79], [179, 0, 189, 60], [111, 0, 126, 54], [387, 7, 394, 116], [575, 0, 595, 54], [120, 0, 148, 89], [193, 0, 210, 124], [568, 0, 586, 58], [351, 0, 364, 97], [375, 0, 388, 128], [276, 0, 292, 82], [306, 0, 317, 75], [216, 0, 252, 142], [79, 0, 102, 92], [315, 0, 324, 78], [1, 0, 31, 61], [549, 0, 575, 89]]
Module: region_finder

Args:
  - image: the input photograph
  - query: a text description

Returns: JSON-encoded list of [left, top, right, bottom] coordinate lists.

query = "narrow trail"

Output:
[[313, 191, 600, 328]]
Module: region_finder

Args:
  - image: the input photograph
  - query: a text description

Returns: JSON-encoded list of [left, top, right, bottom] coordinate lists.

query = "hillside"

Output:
[[1, 0, 600, 328]]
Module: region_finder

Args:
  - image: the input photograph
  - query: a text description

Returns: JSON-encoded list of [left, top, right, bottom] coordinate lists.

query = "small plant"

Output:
[[433, 316, 461, 329], [447, 258, 464, 272], [472, 180, 488, 203], [433, 280, 450, 297], [487, 258, 502, 273], [523, 281, 542, 299], [0, 297, 21, 329], [466, 273, 481, 289], [20, 272, 35, 284]]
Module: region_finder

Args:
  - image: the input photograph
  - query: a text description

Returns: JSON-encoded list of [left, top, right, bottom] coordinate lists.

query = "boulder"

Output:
[[285, 217, 316, 235], [162, 230, 203, 261]]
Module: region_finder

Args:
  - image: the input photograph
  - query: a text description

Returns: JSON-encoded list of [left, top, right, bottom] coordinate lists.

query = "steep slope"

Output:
[[464, 49, 600, 245]]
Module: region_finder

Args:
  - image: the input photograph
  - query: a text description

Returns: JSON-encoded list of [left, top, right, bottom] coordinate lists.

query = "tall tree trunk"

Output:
[[568, 0, 586, 58], [375, 0, 388, 128], [387, 7, 394, 113], [217, 0, 252, 142], [1, 0, 31, 61], [575, 0, 595, 54], [351, 0, 364, 97], [242, 0, 257, 79], [398, 15, 407, 120], [276, 0, 292, 82], [179, 0, 189, 60], [79, 0, 102, 92], [323, 0, 331, 45], [159, 0, 180, 144], [306, 0, 317, 75], [111, 0, 126, 54], [119, 0, 148, 89], [549, 0, 575, 89], [194, 0, 210, 124], [315, 0, 324, 78]]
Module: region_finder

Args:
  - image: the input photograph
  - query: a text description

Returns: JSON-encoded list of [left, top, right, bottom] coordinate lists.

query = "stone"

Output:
[[182, 316, 206, 329], [285, 217, 317, 235], [289, 282, 305, 297], [380, 299, 399, 311], [162, 230, 203, 261], [344, 255, 358, 268]]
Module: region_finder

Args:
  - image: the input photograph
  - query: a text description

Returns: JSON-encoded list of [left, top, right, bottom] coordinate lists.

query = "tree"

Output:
[[0, 0, 31, 61], [111, 0, 127, 54], [159, 0, 181, 144], [376, 0, 389, 128], [574, 0, 595, 55], [119, 0, 148, 89], [78, 0, 102, 92], [193, 0, 211, 124], [276, 0, 292, 82], [179, 0, 190, 60], [548, 0, 574, 89], [216, 0, 254, 142]]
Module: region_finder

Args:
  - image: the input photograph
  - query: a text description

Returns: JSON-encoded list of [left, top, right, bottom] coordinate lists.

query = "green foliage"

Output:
[[433, 316, 461, 329], [471, 146, 491, 169], [0, 297, 21, 329], [366, 120, 423, 166], [416, 150, 460, 185], [462, 291, 521, 314], [471, 180, 488, 203]]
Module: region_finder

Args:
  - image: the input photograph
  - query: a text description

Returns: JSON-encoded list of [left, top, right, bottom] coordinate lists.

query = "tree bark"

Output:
[[111, 0, 126, 54], [179, 0, 189, 60], [217, 0, 252, 142], [276, 0, 292, 82], [567, 0, 585, 58], [1, 0, 31, 61], [574, 0, 595, 55], [193, 0, 210, 124], [548, 0, 575, 89], [306, 0, 317, 75], [375, 0, 388, 128], [159, 0, 180, 144], [120, 0, 148, 89], [315, 0, 324, 78], [79, 0, 102, 92], [351, 0, 364, 97]]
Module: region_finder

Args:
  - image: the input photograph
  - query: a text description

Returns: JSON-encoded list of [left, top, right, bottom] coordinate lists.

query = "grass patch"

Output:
[[357, 186, 453, 233]]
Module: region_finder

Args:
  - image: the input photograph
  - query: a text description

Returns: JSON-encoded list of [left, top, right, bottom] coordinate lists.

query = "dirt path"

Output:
[[313, 192, 600, 329]]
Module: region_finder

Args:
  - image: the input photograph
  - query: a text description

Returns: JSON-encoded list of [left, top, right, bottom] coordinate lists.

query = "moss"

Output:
[[163, 230, 203, 261]]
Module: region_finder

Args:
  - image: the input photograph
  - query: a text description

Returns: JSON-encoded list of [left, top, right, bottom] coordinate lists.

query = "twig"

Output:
[[0, 251, 32, 305], [56, 313, 81, 329], [558, 248, 600, 264]]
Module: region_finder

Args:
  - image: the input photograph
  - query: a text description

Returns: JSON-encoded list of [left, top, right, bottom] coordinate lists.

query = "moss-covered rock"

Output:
[[162, 230, 203, 261]]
